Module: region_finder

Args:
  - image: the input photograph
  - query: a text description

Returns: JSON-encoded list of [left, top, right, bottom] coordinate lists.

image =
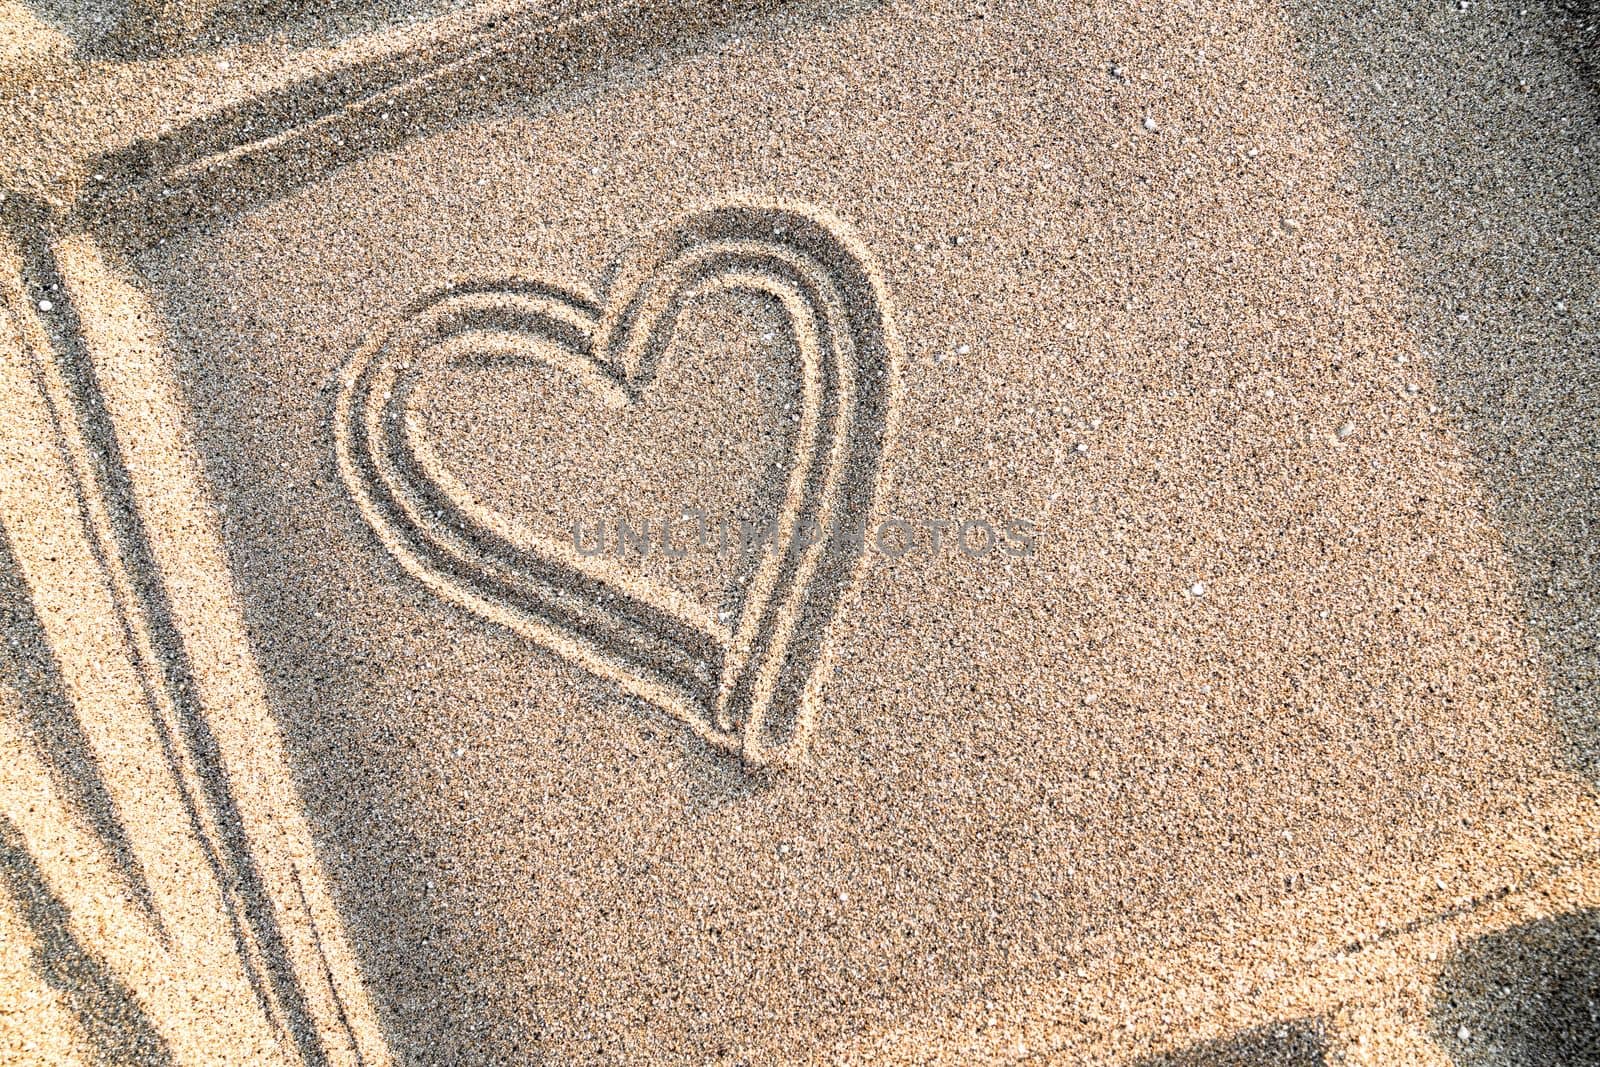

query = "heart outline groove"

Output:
[[334, 200, 898, 767]]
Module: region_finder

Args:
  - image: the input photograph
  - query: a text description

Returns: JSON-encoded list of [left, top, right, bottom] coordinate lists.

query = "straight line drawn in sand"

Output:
[[335, 201, 898, 767], [62, 0, 823, 251], [0, 223, 390, 1064]]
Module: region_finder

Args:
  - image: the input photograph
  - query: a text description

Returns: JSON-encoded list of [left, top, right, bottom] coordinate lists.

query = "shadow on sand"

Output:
[[1282, 0, 1600, 789], [1431, 908, 1600, 1066], [1135, 1017, 1330, 1067]]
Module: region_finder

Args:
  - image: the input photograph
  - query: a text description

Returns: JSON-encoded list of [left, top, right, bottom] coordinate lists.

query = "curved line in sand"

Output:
[[334, 200, 898, 767]]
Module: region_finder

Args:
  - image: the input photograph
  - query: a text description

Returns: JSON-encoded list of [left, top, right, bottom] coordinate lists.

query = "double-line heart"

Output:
[[334, 201, 897, 767]]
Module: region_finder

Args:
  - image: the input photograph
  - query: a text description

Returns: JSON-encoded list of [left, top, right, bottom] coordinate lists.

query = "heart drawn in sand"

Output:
[[334, 202, 898, 767]]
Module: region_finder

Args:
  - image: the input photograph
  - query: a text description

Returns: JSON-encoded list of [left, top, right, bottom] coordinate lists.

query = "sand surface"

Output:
[[1, 0, 1597, 1064]]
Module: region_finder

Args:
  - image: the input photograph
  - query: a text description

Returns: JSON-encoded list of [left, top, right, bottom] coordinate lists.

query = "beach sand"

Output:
[[1, 0, 1597, 1063]]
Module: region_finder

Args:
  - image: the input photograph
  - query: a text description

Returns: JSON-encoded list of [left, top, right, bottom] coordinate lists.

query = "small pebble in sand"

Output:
[[1336, 421, 1356, 442], [1246, 147, 1260, 158], [956, 343, 971, 355], [1189, 581, 1206, 597], [37, 299, 52, 312], [217, 59, 231, 71], [1280, 217, 1300, 233], [1457, 1025, 1472, 1041], [1084, 693, 1099, 705], [1074, 441, 1088, 454], [1142, 116, 1158, 132], [1110, 64, 1125, 79], [1405, 382, 1419, 395]]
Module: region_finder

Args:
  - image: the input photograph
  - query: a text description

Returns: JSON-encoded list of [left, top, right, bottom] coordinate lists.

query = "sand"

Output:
[[1, 0, 1597, 1063]]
